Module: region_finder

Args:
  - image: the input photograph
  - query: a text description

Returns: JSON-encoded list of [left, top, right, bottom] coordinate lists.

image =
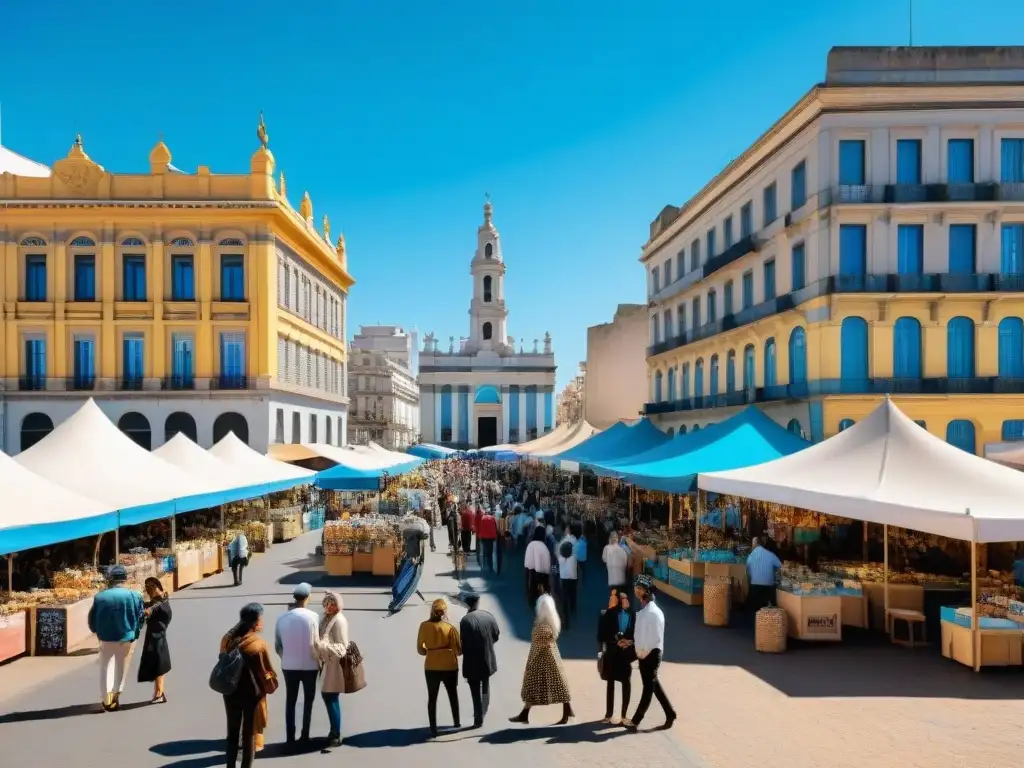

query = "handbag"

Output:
[[339, 641, 366, 694]]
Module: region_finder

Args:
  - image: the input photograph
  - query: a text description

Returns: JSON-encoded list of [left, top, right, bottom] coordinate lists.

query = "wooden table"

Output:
[[886, 608, 927, 648]]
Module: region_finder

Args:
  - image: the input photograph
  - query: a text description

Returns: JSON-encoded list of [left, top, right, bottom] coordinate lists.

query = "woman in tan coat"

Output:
[[220, 603, 278, 768], [416, 598, 462, 738], [317, 591, 349, 749]]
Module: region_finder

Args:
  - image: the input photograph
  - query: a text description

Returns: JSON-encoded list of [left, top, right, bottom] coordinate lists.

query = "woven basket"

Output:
[[755, 607, 787, 653], [703, 580, 731, 627]]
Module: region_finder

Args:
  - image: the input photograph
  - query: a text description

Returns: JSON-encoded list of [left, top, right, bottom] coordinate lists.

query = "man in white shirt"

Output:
[[556, 534, 578, 629], [626, 574, 677, 732], [603, 531, 629, 593], [275, 583, 320, 749], [228, 532, 249, 586], [524, 526, 552, 608]]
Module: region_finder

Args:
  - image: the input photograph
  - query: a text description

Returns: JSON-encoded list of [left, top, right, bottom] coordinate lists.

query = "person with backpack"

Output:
[[215, 602, 277, 768]]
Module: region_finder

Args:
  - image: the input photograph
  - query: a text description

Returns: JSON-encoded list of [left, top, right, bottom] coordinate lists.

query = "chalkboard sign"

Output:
[[34, 607, 67, 656]]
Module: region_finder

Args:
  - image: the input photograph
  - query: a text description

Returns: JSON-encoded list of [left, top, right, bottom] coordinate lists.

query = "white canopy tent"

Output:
[[209, 432, 316, 485], [308, 443, 413, 470], [984, 442, 1024, 470], [527, 420, 598, 458], [153, 433, 253, 490]]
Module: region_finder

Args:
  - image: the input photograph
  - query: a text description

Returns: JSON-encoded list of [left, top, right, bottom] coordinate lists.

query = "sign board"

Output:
[[34, 607, 68, 656], [804, 613, 840, 641]]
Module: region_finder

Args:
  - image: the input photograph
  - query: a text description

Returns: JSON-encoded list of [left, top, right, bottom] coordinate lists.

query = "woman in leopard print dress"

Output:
[[509, 582, 574, 725]]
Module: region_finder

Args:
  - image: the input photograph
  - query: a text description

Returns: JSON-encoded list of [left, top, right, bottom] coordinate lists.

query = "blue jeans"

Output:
[[283, 669, 319, 741], [321, 692, 341, 736]]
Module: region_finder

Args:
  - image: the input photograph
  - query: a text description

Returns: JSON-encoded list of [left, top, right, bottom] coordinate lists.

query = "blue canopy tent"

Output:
[[477, 447, 520, 461], [316, 455, 423, 491], [587, 407, 811, 493], [544, 419, 669, 468], [407, 443, 459, 460]]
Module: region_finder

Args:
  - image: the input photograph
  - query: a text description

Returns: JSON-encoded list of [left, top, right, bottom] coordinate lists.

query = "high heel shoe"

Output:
[[508, 708, 530, 724], [150, 693, 167, 705], [556, 704, 574, 725]]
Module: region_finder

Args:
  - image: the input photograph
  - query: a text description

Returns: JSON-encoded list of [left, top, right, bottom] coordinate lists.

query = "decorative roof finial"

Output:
[[336, 233, 346, 258], [74, 133, 83, 148], [300, 191, 313, 221], [257, 112, 269, 149], [279, 171, 286, 196], [483, 192, 493, 225], [323, 214, 331, 241]]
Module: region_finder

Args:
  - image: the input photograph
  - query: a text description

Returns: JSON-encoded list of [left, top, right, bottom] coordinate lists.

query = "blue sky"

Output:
[[2, 0, 1020, 389]]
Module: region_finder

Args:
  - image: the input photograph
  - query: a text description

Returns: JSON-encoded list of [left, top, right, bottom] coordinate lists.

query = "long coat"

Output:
[[137, 598, 172, 682], [459, 609, 499, 681], [597, 608, 635, 683], [317, 613, 350, 694]]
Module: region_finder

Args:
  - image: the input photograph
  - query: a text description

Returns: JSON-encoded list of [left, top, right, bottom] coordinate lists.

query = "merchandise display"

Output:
[[779, 564, 864, 597]]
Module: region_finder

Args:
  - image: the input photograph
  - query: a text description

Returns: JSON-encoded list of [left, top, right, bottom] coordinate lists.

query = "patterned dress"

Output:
[[520, 620, 571, 705]]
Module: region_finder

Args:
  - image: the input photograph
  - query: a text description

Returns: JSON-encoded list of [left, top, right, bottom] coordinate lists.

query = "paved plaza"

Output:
[[0, 530, 1021, 768]]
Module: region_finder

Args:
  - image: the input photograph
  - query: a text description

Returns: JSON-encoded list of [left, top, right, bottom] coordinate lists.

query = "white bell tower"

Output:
[[467, 197, 509, 352]]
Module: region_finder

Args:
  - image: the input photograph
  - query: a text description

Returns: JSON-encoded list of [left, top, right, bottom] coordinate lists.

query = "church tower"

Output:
[[467, 198, 509, 352]]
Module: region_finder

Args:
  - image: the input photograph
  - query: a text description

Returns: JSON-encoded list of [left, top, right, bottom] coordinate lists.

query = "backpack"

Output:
[[209, 641, 246, 695]]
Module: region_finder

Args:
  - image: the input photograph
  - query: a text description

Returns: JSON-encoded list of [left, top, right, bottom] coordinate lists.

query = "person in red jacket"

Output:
[[460, 504, 475, 554], [476, 508, 499, 574], [474, 504, 485, 562]]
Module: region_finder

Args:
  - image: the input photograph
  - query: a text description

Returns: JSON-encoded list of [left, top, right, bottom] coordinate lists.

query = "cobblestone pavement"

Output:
[[0, 529, 1020, 768]]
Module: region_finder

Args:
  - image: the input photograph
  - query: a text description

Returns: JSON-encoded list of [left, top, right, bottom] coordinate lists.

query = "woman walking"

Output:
[[597, 588, 636, 724], [317, 591, 349, 749], [509, 583, 574, 725], [416, 598, 462, 738], [137, 577, 172, 704], [220, 603, 278, 768]]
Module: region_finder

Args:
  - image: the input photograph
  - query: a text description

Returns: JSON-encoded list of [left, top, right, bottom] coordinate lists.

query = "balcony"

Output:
[[702, 234, 759, 278], [161, 376, 195, 391], [19, 375, 47, 392], [212, 375, 249, 391], [642, 376, 1024, 415], [68, 376, 96, 392], [119, 377, 145, 392]]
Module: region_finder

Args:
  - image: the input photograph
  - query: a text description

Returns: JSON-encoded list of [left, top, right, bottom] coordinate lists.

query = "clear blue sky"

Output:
[[2, 1, 1020, 389]]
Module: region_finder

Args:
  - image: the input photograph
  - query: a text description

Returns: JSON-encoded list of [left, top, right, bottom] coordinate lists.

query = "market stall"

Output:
[[524, 420, 599, 459], [544, 418, 670, 473], [322, 518, 399, 577]]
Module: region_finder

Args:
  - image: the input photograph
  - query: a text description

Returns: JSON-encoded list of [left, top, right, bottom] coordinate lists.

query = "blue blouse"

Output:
[[617, 611, 630, 635]]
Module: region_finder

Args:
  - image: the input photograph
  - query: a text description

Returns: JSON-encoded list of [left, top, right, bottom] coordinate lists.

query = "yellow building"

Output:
[[0, 119, 354, 453], [641, 46, 1024, 454]]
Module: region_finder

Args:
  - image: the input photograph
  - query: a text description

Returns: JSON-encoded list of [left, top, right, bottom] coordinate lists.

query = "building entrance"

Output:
[[477, 417, 498, 448]]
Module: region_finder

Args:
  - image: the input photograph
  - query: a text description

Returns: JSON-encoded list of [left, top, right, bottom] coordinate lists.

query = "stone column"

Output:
[[501, 386, 510, 443], [535, 390, 544, 437], [451, 387, 459, 445], [518, 388, 527, 442], [433, 387, 442, 442]]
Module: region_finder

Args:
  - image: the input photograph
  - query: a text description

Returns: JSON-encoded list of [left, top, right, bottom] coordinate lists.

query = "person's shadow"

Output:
[[342, 726, 434, 748], [481, 721, 630, 745]]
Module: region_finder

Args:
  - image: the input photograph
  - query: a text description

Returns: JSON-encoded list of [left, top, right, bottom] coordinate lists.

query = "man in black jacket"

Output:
[[458, 592, 500, 728]]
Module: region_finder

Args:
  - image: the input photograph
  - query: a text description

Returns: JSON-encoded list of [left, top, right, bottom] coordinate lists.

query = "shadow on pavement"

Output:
[[278, 569, 394, 588], [150, 739, 222, 757], [343, 726, 434, 747], [0, 700, 148, 722], [482, 720, 630, 745]]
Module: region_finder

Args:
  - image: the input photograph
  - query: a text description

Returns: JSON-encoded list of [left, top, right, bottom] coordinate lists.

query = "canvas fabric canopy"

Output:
[[546, 419, 669, 467], [527, 421, 598, 458], [0, 451, 119, 555], [481, 422, 573, 456], [700, 399, 1024, 543], [209, 432, 315, 489], [591, 407, 810, 493], [314, 443, 423, 490], [407, 443, 459, 460], [984, 442, 1024, 469]]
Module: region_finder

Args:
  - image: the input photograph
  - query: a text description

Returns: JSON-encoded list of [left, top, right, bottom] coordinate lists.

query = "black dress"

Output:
[[137, 598, 172, 682], [597, 608, 635, 682]]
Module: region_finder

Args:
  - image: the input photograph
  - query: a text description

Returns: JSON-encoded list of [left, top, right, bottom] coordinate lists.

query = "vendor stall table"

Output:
[[326, 554, 354, 577], [941, 607, 1024, 668], [776, 591, 843, 641], [0, 610, 28, 663], [29, 597, 94, 656], [175, 550, 202, 590]]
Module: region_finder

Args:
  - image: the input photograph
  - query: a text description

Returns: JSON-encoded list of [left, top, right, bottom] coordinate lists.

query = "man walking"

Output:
[[228, 530, 249, 586], [275, 583, 320, 750], [88, 565, 145, 711], [476, 506, 499, 573], [626, 574, 677, 732], [745, 537, 782, 613], [459, 593, 499, 728]]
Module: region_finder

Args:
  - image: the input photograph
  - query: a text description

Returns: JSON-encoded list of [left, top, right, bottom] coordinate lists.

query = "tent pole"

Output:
[[114, 512, 121, 566], [628, 486, 634, 523], [971, 538, 980, 673], [882, 524, 889, 621], [219, 504, 226, 532], [170, 516, 177, 552], [668, 494, 674, 528], [695, 491, 702, 558], [6, 554, 13, 594]]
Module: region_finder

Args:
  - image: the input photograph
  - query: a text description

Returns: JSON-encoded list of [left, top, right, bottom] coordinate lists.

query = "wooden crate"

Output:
[[29, 597, 95, 656], [0, 610, 28, 664], [776, 591, 842, 641], [353, 551, 374, 573], [372, 545, 396, 577], [326, 554, 353, 577], [175, 550, 202, 589]]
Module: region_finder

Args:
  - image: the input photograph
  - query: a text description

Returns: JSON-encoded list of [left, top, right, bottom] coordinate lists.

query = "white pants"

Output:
[[98, 641, 134, 699]]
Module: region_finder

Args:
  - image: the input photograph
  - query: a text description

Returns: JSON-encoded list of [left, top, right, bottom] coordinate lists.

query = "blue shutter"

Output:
[[945, 419, 976, 454], [809, 401, 824, 442], [763, 184, 777, 226], [219, 332, 245, 386], [741, 202, 753, 238], [26, 256, 47, 301], [459, 388, 470, 443], [709, 356, 719, 397], [788, 328, 807, 385], [1002, 224, 1024, 275], [1001, 138, 1024, 183], [947, 139, 974, 184], [742, 273, 754, 308], [172, 335, 194, 384], [948, 225, 976, 274], [723, 282, 734, 315], [441, 385, 453, 439], [1002, 419, 1024, 441], [726, 352, 736, 392], [173, 257, 195, 300], [896, 139, 922, 184], [763, 339, 777, 388], [764, 260, 776, 300], [694, 360, 704, 399], [840, 317, 869, 392], [681, 363, 690, 399], [791, 244, 806, 291], [791, 161, 807, 209], [839, 225, 867, 278], [73, 338, 94, 386], [893, 317, 922, 379], [838, 140, 865, 185], [25, 338, 46, 382], [74, 256, 95, 301], [654, 372, 663, 402], [507, 386, 518, 442], [897, 225, 924, 275], [743, 346, 755, 391], [946, 317, 975, 378], [123, 336, 144, 384], [666, 368, 676, 401], [998, 317, 1024, 378]]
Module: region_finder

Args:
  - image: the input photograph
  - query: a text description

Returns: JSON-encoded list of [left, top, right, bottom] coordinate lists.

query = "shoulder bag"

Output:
[[340, 641, 366, 694]]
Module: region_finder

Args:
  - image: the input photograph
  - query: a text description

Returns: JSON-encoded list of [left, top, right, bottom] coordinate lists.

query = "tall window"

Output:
[[743, 344, 755, 391], [788, 328, 807, 385], [1000, 138, 1024, 182], [681, 362, 690, 399], [893, 317, 922, 379], [482, 322, 493, 340], [791, 243, 806, 291], [838, 140, 866, 185], [791, 161, 807, 209], [653, 371, 663, 402], [896, 139, 922, 185], [691, 297, 701, 331], [840, 317, 869, 391], [723, 281, 734, 315], [946, 317, 975, 378], [310, 414, 318, 443], [171, 334, 194, 388], [998, 317, 1024, 378], [740, 201, 753, 239], [709, 355, 719, 397], [676, 303, 686, 336], [172, 256, 195, 301], [897, 225, 924, 275], [947, 139, 974, 183], [723, 217, 734, 249], [726, 350, 736, 392], [763, 338, 777, 388], [123, 255, 146, 301], [763, 259, 777, 300], [220, 255, 244, 300], [1002, 224, 1024, 275], [676, 252, 685, 281], [651, 266, 660, 294], [741, 271, 754, 309], [663, 259, 672, 285], [694, 359, 704, 398], [74, 255, 95, 301], [839, 224, 867, 278], [24, 337, 46, 387], [949, 224, 977, 274], [291, 412, 301, 443], [123, 335, 144, 388], [72, 337, 95, 389], [275, 409, 286, 443], [220, 332, 246, 387], [663, 309, 673, 337], [666, 367, 676, 401], [946, 420, 976, 454], [25, 255, 46, 301], [706, 228, 717, 259], [763, 184, 777, 227], [650, 315, 660, 345], [483, 275, 492, 302], [690, 240, 700, 272], [706, 291, 717, 324]]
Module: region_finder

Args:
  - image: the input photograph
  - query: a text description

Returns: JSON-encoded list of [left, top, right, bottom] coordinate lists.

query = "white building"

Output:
[[418, 201, 557, 448], [348, 326, 420, 449], [350, 324, 418, 371], [585, 304, 649, 428]]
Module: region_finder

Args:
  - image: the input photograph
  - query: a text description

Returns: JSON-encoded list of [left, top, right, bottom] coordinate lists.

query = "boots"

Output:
[[556, 702, 574, 725], [508, 706, 530, 724]]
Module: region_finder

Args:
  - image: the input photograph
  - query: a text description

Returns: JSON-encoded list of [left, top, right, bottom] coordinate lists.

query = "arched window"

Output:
[[693, 424, 701, 432], [840, 317, 869, 392], [694, 359, 705, 399], [838, 418, 855, 432], [164, 411, 197, 443], [946, 316, 976, 378], [666, 367, 676, 401], [482, 322, 493, 340], [893, 317, 922, 380], [787, 418, 805, 438], [171, 237, 195, 248], [219, 238, 245, 247], [788, 328, 807, 387], [70, 236, 96, 248], [678, 425, 687, 436], [483, 275, 492, 302], [118, 412, 152, 450], [666, 427, 675, 438], [763, 338, 777, 388], [726, 350, 736, 393], [214, 412, 249, 445], [998, 317, 1024, 378], [653, 370, 663, 402], [484, 242, 493, 258], [946, 419, 976, 454], [120, 237, 145, 247], [20, 412, 54, 452], [709, 354, 720, 397], [20, 236, 46, 247], [1002, 419, 1024, 441]]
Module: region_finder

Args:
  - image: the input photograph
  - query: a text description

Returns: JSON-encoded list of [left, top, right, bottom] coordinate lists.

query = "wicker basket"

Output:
[[703, 580, 731, 627], [755, 607, 787, 653]]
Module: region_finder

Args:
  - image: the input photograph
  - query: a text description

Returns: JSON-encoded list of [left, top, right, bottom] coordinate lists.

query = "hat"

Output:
[[634, 573, 654, 591], [106, 565, 128, 584], [239, 602, 264, 623], [293, 583, 312, 600]]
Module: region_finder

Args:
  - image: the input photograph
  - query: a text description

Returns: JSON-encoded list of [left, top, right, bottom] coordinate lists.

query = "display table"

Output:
[[372, 545, 396, 577], [353, 548, 374, 574], [776, 591, 842, 641], [29, 597, 95, 656], [705, 562, 748, 604], [0, 610, 28, 663], [200, 544, 220, 576], [325, 554, 353, 577], [175, 549, 202, 589], [862, 582, 924, 632], [940, 607, 1024, 668], [274, 514, 303, 542]]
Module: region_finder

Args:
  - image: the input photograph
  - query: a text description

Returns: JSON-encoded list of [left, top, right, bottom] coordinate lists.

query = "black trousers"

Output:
[[749, 583, 776, 613], [605, 678, 632, 718], [527, 571, 550, 608], [560, 578, 578, 628], [632, 650, 675, 726], [283, 669, 318, 741], [224, 693, 258, 768], [467, 676, 490, 724], [425, 669, 460, 733], [447, 516, 458, 549], [428, 525, 436, 552], [460, 530, 473, 553], [231, 557, 246, 585], [481, 539, 495, 571]]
